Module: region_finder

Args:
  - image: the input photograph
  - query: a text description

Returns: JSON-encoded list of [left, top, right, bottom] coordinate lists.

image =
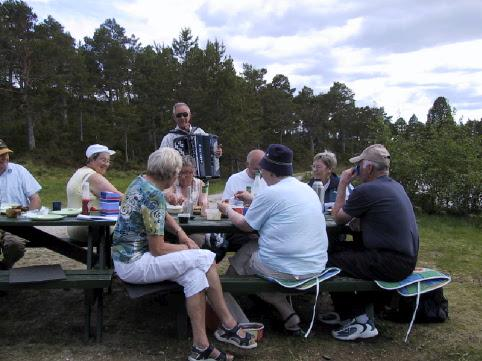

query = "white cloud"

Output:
[[26, 0, 482, 122]]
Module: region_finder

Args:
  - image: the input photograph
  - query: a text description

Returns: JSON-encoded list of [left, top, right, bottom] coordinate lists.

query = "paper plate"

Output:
[[28, 214, 66, 221], [51, 208, 82, 216]]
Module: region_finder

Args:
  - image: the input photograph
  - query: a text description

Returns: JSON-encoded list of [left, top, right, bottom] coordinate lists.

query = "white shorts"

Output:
[[114, 249, 216, 298]]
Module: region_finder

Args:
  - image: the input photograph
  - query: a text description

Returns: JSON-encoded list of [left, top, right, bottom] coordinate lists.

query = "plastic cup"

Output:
[[206, 208, 221, 221], [52, 201, 62, 211], [178, 213, 190, 224]]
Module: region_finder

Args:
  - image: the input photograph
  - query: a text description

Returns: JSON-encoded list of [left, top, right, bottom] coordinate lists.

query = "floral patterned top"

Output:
[[112, 176, 166, 264]]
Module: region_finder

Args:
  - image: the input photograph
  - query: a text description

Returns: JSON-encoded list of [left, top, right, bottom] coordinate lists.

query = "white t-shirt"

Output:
[[245, 177, 328, 276], [222, 169, 267, 200], [160, 126, 206, 149], [0, 163, 41, 207]]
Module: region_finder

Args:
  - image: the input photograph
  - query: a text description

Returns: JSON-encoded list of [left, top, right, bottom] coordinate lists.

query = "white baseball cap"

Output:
[[85, 144, 116, 158]]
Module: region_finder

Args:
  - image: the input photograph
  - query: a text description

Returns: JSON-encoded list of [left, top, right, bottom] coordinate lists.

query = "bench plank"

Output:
[[0, 269, 113, 290], [220, 275, 380, 294], [0, 268, 112, 343]]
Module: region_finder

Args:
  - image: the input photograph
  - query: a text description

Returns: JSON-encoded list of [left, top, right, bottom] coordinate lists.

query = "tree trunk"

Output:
[[79, 109, 84, 142], [124, 131, 129, 163], [27, 113, 35, 151], [62, 95, 68, 127]]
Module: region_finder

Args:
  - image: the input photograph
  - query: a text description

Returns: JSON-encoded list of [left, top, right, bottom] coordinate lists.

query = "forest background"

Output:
[[1, 0, 480, 215]]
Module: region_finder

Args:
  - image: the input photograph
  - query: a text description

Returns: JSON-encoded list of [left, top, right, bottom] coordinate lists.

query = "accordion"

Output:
[[172, 133, 221, 179]]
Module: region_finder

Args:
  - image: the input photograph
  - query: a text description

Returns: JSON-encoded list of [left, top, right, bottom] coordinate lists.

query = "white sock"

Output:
[[356, 313, 369, 324]]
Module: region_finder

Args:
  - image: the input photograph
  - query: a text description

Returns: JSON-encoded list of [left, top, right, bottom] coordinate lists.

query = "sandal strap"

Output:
[[190, 344, 231, 361], [220, 323, 253, 347], [283, 312, 298, 324]]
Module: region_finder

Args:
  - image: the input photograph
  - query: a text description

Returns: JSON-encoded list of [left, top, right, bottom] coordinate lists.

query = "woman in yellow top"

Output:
[[66, 144, 123, 241]]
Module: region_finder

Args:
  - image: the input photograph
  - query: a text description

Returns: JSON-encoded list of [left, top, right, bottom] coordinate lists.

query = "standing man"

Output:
[[160, 102, 221, 205], [0, 139, 41, 269], [222, 149, 267, 201], [160, 102, 222, 157], [218, 144, 328, 335], [328, 144, 419, 341]]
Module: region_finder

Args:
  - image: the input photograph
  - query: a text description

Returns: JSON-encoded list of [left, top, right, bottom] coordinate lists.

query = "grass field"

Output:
[[27, 163, 227, 207], [2, 164, 481, 360]]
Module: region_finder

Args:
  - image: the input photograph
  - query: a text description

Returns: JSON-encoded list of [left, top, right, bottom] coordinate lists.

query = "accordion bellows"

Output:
[[100, 191, 121, 216]]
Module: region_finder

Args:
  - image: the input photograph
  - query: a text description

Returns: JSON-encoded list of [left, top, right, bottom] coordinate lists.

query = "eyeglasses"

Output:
[[176, 112, 189, 118], [98, 158, 111, 165]]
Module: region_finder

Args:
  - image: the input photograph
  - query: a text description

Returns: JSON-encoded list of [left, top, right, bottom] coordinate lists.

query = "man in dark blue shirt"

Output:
[[327, 144, 419, 341]]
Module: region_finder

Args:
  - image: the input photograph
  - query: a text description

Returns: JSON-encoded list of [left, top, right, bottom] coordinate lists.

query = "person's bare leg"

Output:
[[205, 263, 240, 330], [259, 292, 300, 329], [186, 291, 210, 348], [186, 290, 232, 359]]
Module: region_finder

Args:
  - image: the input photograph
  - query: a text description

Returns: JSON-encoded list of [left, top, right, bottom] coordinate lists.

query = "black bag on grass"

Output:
[[383, 288, 449, 323]]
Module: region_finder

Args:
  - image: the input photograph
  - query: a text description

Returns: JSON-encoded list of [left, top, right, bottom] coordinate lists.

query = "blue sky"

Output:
[[28, 0, 482, 123]]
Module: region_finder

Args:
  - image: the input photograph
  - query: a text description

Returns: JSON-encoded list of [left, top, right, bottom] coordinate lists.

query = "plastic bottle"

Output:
[[81, 181, 91, 215], [202, 182, 209, 199], [251, 170, 261, 198], [183, 186, 193, 215], [312, 180, 325, 213]]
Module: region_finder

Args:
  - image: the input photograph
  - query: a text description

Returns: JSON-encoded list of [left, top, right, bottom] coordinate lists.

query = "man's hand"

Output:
[[339, 167, 357, 186], [234, 190, 253, 206], [214, 144, 223, 158], [217, 200, 230, 216]]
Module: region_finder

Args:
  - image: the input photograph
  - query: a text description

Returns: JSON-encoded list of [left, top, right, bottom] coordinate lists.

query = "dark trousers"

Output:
[[327, 233, 417, 319]]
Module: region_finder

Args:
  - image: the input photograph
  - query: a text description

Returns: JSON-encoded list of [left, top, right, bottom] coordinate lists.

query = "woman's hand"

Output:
[[164, 190, 184, 205], [179, 233, 199, 249]]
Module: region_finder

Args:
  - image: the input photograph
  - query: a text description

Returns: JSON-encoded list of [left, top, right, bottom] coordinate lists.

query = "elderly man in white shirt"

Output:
[[222, 149, 267, 201], [0, 139, 42, 269]]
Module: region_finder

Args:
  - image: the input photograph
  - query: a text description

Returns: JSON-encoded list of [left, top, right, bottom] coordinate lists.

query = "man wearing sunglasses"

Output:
[[160, 102, 222, 158]]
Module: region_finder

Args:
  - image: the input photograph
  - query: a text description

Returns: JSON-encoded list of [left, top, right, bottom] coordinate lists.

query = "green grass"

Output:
[[11, 163, 482, 360]]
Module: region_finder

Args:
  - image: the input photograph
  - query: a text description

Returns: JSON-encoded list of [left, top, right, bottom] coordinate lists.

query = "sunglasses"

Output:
[[176, 112, 189, 118]]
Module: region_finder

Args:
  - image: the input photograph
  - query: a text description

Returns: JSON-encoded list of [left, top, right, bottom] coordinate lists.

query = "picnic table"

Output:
[[0, 215, 115, 269]]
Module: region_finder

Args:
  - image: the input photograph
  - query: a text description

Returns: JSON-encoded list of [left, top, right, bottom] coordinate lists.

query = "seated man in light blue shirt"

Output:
[[218, 144, 328, 335], [0, 139, 42, 269], [0, 139, 41, 210]]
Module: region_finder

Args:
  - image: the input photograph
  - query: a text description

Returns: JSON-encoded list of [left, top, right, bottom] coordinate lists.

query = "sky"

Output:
[[27, 0, 482, 123]]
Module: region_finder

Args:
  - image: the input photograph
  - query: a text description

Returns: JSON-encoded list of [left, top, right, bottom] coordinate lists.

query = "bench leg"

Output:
[[95, 289, 103, 343], [84, 290, 92, 341], [366, 302, 375, 322], [169, 293, 188, 339]]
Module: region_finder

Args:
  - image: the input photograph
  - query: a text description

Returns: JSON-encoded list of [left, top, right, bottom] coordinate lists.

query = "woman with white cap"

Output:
[[66, 144, 123, 242]]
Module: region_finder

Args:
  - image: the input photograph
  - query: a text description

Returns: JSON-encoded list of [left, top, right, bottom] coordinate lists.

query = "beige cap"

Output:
[[0, 139, 13, 156], [349, 144, 390, 167]]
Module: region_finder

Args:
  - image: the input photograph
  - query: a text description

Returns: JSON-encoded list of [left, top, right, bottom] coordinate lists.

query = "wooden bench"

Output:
[[0, 269, 113, 342], [123, 274, 380, 338]]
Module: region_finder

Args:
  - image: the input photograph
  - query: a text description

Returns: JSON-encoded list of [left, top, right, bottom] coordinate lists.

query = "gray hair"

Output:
[[181, 155, 197, 171], [147, 148, 182, 181], [313, 150, 337, 170], [172, 102, 190, 115], [362, 159, 389, 172]]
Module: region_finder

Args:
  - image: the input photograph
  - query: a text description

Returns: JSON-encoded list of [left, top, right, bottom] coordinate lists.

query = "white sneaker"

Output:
[[331, 318, 379, 341]]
